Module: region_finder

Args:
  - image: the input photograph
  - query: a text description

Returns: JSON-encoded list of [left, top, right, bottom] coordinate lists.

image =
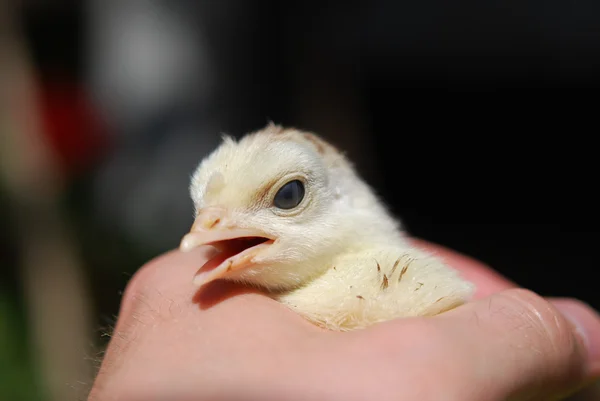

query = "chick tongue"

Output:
[[196, 245, 238, 277], [196, 244, 238, 274], [195, 238, 267, 280]]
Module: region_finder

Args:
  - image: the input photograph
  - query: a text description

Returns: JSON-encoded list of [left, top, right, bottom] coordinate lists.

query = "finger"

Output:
[[118, 246, 215, 318], [432, 288, 600, 400], [550, 298, 600, 377], [411, 238, 517, 298]]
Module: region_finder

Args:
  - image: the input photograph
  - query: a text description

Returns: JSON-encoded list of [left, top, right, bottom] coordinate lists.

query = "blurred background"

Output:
[[1, 1, 598, 400]]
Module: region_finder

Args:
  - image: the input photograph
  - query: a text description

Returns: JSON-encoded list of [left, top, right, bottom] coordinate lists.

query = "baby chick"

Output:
[[180, 124, 474, 331]]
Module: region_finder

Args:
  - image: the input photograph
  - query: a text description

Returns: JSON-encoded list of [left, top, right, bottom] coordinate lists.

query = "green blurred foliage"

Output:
[[0, 290, 44, 401]]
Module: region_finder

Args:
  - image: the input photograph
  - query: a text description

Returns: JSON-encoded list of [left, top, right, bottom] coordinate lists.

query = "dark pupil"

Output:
[[274, 180, 305, 209]]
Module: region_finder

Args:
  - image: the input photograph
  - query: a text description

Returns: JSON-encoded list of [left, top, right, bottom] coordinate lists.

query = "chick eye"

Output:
[[273, 180, 305, 209]]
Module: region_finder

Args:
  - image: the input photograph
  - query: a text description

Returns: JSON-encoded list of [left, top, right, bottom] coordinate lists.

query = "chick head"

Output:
[[180, 124, 358, 291]]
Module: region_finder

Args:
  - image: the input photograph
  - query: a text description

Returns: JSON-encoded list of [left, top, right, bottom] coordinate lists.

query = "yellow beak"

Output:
[[179, 207, 274, 287]]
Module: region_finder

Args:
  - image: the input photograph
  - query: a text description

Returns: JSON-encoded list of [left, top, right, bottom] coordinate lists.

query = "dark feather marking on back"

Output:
[[398, 265, 409, 282], [381, 274, 389, 290], [390, 256, 402, 276]]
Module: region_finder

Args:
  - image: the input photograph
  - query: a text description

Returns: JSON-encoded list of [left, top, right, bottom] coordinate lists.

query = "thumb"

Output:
[[433, 288, 600, 401]]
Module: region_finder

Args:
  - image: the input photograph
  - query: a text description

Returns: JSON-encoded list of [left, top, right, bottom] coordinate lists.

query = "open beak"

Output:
[[179, 207, 274, 287]]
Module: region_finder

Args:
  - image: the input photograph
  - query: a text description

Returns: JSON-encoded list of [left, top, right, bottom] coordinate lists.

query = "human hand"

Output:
[[88, 240, 600, 401]]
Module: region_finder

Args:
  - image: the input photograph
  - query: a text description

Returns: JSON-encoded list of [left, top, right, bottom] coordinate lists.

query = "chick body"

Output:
[[184, 124, 474, 331], [279, 246, 472, 331]]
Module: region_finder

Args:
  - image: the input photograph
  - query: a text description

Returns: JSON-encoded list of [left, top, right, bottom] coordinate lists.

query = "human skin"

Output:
[[88, 240, 600, 401]]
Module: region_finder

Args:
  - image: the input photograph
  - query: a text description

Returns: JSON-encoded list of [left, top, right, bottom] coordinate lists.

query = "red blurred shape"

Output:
[[37, 79, 110, 178]]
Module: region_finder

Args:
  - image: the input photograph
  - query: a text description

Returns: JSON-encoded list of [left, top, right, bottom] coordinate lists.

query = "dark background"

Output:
[[1, 1, 598, 400]]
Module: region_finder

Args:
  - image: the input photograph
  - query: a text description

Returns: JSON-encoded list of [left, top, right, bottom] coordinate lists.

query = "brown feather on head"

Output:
[[258, 124, 347, 169]]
